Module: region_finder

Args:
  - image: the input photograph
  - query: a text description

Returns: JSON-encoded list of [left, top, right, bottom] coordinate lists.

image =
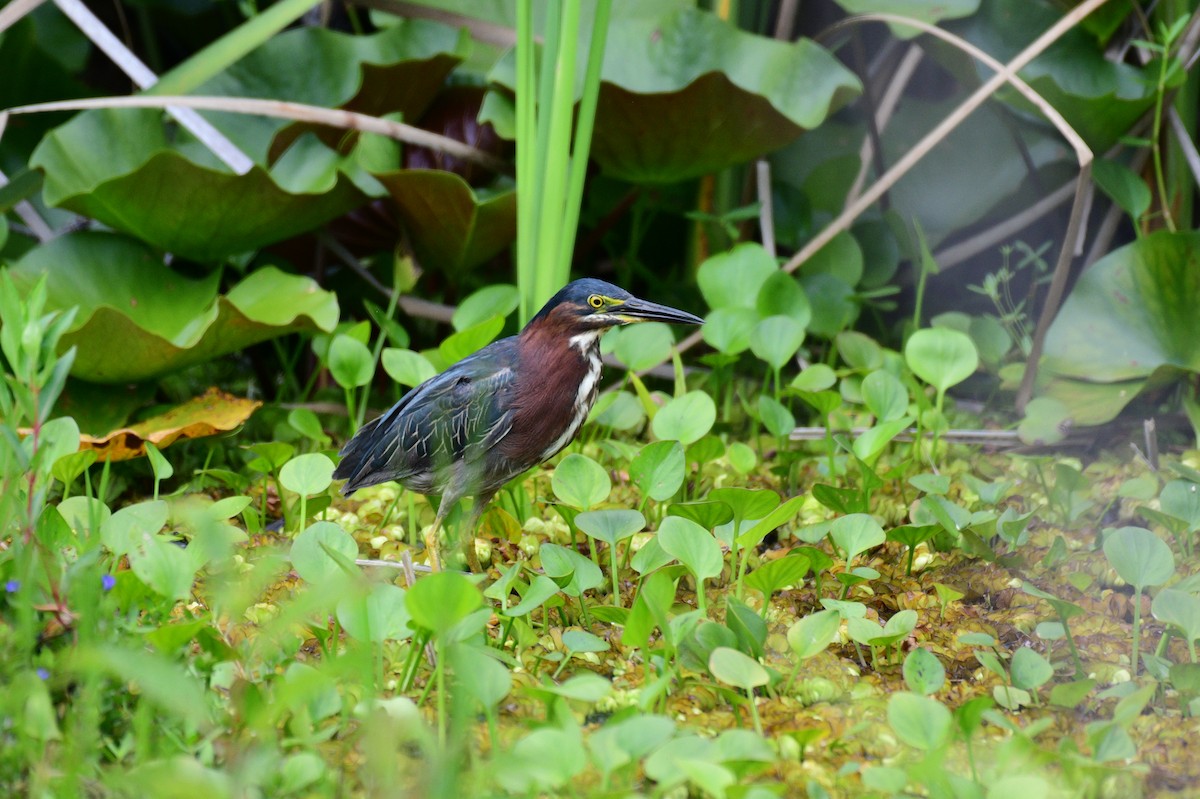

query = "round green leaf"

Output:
[[708, 647, 769, 690], [836, 331, 883, 371], [786, 608, 840, 660], [757, 395, 795, 438], [552, 453, 611, 510], [697, 243, 779, 310], [563, 629, 610, 654], [756, 270, 811, 324], [589, 390, 646, 431], [1102, 526, 1175, 590], [861, 369, 908, 421], [328, 334, 375, 389], [280, 453, 335, 497], [1010, 647, 1054, 691], [290, 521, 358, 584], [1160, 480, 1200, 530], [887, 692, 952, 751], [381, 348, 438, 388], [652, 391, 716, 445], [406, 571, 482, 635], [668, 500, 735, 531], [575, 509, 645, 546], [453, 284, 518, 331], [336, 583, 411, 642], [611, 323, 675, 371], [658, 516, 723, 581], [727, 442, 757, 474], [802, 274, 858, 337], [630, 440, 686, 502], [1152, 588, 1200, 643], [709, 487, 781, 526], [439, 316, 505, 363], [702, 307, 759, 354], [792, 363, 837, 391], [903, 647, 946, 695], [830, 513, 886, 565], [750, 315, 805, 371], [904, 328, 979, 393]]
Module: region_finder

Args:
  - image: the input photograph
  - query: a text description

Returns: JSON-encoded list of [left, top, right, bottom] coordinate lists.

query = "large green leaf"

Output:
[[1044, 232, 1200, 382], [947, 0, 1157, 152], [28, 22, 468, 260], [486, 6, 860, 183], [6, 232, 338, 382], [374, 170, 516, 274]]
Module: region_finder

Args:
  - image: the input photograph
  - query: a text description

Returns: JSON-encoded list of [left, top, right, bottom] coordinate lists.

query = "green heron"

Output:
[[333, 279, 704, 570]]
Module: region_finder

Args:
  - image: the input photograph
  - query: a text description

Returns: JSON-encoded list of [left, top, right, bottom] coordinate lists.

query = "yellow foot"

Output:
[[423, 528, 441, 572], [464, 538, 482, 573]]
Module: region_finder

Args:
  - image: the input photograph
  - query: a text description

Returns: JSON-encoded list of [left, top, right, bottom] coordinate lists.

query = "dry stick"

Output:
[[933, 181, 1077, 270], [2, 95, 510, 175], [0, 0, 46, 34], [845, 45, 924, 208], [659, 3, 1107, 377], [772, 0, 800, 39], [1084, 146, 1153, 269], [351, 0, 520, 48], [0, 169, 54, 242], [319, 235, 458, 325], [756, 160, 776, 258], [51, 0, 254, 175]]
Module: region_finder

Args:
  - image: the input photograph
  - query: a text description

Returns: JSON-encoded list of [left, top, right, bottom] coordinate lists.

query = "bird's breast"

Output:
[[499, 337, 604, 469]]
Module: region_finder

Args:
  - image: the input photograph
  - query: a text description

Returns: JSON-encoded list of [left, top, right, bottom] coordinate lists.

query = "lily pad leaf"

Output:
[[374, 170, 517, 275], [948, 0, 1158, 152], [29, 22, 469, 260], [486, 7, 860, 183], [1044, 231, 1200, 382], [8, 232, 338, 382], [31, 114, 366, 261]]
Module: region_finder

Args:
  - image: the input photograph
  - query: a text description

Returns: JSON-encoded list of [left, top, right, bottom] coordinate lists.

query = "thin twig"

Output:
[[772, 0, 799, 40], [1016, 172, 1091, 411], [788, 426, 1096, 447], [320, 234, 458, 324], [350, 0, 520, 47], [933, 180, 1076, 269], [659, 3, 1107, 375], [845, 45, 923, 207], [780, 6, 1101, 276], [0, 0, 47, 36], [356, 557, 433, 575], [0, 168, 54, 242], [756, 160, 776, 258], [52, 0, 254, 174], [4, 95, 512, 175]]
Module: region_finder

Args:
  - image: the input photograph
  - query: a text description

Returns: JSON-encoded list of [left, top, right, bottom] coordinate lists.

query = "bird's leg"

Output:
[[460, 491, 497, 573], [425, 511, 445, 572]]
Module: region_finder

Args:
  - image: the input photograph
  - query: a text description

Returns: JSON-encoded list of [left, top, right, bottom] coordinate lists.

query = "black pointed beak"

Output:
[[616, 297, 705, 325]]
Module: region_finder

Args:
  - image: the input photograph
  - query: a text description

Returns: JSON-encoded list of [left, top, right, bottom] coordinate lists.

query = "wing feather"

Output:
[[333, 338, 519, 495]]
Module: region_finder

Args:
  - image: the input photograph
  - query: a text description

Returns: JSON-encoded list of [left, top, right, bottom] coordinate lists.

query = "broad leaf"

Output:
[[9, 233, 338, 382]]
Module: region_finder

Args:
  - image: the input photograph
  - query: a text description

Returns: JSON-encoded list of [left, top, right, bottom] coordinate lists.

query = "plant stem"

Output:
[[609, 545, 621, 608], [1132, 585, 1144, 676]]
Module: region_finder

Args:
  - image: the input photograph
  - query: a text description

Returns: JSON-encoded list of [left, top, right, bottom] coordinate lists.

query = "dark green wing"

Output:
[[333, 337, 519, 495]]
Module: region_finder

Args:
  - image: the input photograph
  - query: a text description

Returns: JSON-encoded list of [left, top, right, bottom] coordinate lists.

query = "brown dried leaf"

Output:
[[79, 388, 261, 461]]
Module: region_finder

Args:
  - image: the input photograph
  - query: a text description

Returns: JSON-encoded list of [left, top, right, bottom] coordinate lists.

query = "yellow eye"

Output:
[[588, 295, 604, 309]]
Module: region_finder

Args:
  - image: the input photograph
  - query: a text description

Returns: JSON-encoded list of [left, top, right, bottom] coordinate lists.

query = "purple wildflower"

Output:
[[101, 574, 116, 592], [36, 668, 49, 681], [4, 580, 18, 593]]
